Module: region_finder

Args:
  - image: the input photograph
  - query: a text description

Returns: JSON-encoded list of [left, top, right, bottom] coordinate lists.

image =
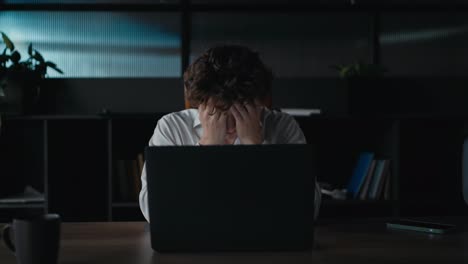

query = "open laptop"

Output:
[[145, 144, 316, 252]]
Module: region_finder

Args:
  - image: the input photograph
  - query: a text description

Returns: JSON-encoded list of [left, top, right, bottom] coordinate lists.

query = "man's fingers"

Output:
[[255, 105, 264, 119], [207, 104, 216, 116], [198, 103, 205, 113], [198, 103, 207, 121], [230, 105, 243, 122], [244, 103, 256, 116], [217, 111, 227, 122], [213, 109, 222, 121], [207, 97, 217, 110], [234, 103, 248, 120]]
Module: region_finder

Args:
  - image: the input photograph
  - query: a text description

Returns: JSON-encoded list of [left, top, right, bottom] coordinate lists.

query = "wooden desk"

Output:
[[1, 218, 468, 264]]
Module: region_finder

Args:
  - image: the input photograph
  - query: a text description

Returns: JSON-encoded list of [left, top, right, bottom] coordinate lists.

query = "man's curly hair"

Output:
[[183, 45, 273, 111]]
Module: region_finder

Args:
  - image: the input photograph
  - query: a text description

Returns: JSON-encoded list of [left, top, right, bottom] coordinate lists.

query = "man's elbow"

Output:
[[139, 187, 150, 222], [314, 183, 322, 221]]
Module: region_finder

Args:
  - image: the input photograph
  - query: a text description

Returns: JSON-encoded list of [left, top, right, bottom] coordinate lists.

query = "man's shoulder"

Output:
[[158, 109, 197, 127], [267, 108, 291, 117], [264, 108, 296, 125]]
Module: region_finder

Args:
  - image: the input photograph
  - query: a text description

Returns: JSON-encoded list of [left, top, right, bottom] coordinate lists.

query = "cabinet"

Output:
[[2, 114, 467, 222], [0, 115, 163, 222]]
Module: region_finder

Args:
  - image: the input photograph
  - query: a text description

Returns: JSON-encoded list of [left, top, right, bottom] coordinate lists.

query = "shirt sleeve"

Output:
[[277, 114, 307, 144], [314, 182, 322, 220], [139, 117, 176, 222]]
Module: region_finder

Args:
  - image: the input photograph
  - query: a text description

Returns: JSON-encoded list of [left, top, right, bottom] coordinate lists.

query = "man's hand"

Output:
[[198, 101, 227, 145], [230, 103, 263, 144]]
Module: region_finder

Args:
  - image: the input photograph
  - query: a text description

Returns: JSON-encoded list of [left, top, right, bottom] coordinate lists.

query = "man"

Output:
[[139, 45, 321, 221]]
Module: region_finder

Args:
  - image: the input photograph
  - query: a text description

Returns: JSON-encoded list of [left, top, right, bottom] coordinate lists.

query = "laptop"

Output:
[[145, 144, 316, 252]]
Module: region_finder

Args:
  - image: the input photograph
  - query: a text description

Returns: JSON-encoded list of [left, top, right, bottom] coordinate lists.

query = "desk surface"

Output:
[[1, 218, 468, 264]]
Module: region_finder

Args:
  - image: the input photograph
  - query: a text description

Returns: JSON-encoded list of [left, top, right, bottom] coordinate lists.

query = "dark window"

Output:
[[381, 12, 468, 76], [191, 13, 371, 77], [0, 12, 181, 77]]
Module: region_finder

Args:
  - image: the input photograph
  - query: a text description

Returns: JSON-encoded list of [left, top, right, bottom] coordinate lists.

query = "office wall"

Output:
[[2, 6, 468, 115], [37, 78, 348, 115]]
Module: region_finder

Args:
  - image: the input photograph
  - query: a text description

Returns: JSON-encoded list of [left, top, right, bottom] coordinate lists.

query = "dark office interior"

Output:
[[0, 0, 468, 263]]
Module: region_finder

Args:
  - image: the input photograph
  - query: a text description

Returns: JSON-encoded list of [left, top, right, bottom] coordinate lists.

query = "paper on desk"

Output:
[[0, 185, 45, 203]]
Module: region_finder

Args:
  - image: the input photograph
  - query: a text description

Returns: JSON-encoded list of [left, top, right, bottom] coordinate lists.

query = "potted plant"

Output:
[[331, 61, 386, 79], [0, 32, 63, 115], [331, 61, 387, 116]]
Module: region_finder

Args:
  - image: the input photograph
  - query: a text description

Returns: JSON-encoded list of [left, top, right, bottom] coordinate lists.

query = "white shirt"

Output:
[[139, 108, 321, 221]]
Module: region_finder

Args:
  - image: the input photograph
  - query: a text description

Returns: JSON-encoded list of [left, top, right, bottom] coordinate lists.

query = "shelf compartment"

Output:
[[112, 202, 139, 208]]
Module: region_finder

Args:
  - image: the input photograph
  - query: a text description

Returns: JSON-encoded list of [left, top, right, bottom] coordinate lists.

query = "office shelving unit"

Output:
[[1, 114, 399, 221], [3, 112, 468, 221], [4, 112, 466, 222]]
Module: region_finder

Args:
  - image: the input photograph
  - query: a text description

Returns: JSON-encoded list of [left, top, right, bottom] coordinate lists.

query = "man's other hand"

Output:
[[230, 103, 263, 145], [198, 101, 227, 145]]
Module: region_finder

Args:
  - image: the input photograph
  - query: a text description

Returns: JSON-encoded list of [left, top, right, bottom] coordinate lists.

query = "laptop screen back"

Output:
[[145, 144, 316, 252]]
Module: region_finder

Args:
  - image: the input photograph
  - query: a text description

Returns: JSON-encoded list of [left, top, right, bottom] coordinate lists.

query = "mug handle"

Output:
[[2, 224, 16, 254]]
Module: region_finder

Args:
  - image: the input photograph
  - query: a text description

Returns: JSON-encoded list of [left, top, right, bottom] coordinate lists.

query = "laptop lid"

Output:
[[145, 144, 316, 252]]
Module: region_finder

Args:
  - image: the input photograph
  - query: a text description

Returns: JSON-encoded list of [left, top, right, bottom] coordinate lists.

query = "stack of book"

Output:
[[347, 152, 392, 200], [113, 153, 145, 202]]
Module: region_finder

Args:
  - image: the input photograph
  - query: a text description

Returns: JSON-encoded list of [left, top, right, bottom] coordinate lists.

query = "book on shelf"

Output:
[[358, 159, 376, 200], [346, 152, 392, 201], [377, 160, 391, 199], [368, 159, 390, 200], [347, 152, 375, 199]]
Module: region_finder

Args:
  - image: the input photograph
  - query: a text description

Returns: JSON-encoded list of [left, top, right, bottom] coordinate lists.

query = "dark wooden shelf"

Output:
[[3, 114, 168, 121], [322, 199, 396, 206], [112, 203, 139, 208], [112, 201, 396, 209], [188, 3, 468, 12], [320, 199, 398, 218], [0, 203, 45, 209], [6, 113, 468, 121], [3, 115, 106, 121], [105, 113, 167, 119]]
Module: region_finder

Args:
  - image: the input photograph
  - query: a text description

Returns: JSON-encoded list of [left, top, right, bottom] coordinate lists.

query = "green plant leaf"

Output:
[[33, 50, 45, 63], [1, 32, 15, 51], [0, 48, 7, 64], [45, 61, 56, 68], [28, 43, 33, 56], [11, 50, 21, 63], [0, 54, 8, 64], [36, 64, 47, 76], [334, 61, 388, 79], [45, 61, 64, 74], [340, 67, 351, 78], [0, 34, 63, 78]]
